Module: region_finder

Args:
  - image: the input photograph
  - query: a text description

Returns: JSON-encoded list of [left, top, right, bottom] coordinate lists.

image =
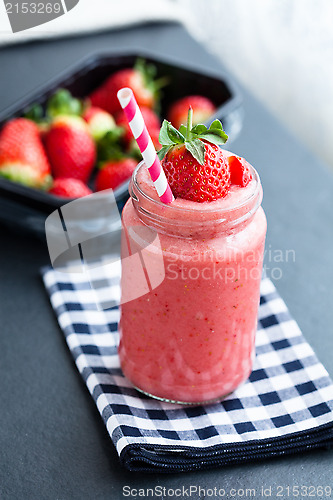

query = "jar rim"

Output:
[[131, 160, 262, 217]]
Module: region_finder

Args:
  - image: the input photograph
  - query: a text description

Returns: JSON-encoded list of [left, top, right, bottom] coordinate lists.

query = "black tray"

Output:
[[0, 50, 243, 236]]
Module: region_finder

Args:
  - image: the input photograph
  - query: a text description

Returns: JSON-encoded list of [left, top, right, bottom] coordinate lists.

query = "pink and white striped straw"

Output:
[[117, 87, 174, 204]]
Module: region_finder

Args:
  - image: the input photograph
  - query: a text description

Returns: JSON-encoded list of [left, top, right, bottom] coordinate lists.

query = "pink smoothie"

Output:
[[119, 158, 267, 403]]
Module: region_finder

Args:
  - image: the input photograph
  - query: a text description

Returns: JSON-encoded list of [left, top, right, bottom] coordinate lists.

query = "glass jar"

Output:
[[119, 160, 267, 404]]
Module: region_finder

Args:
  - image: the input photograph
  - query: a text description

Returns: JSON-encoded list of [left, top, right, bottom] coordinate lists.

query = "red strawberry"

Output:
[[49, 178, 92, 198], [95, 158, 137, 191], [116, 106, 160, 146], [45, 116, 96, 183], [228, 155, 252, 187], [159, 109, 229, 202], [0, 118, 51, 188], [89, 59, 161, 115], [168, 95, 216, 130], [83, 106, 116, 141]]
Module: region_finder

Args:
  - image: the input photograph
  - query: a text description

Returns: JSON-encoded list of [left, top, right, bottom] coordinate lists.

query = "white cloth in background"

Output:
[[180, 0, 333, 169], [0, 0, 187, 46]]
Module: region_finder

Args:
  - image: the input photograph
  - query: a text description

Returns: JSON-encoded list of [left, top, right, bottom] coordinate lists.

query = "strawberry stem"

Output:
[[186, 106, 193, 141], [158, 115, 228, 164]]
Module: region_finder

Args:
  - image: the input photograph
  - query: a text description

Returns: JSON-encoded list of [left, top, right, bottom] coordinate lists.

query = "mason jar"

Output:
[[118, 158, 267, 404]]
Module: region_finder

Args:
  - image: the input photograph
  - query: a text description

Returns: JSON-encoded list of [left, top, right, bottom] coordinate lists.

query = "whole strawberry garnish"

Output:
[[89, 59, 165, 115], [95, 158, 137, 191], [0, 118, 51, 188], [83, 106, 117, 141], [228, 155, 252, 187], [168, 95, 216, 129], [49, 178, 92, 198], [45, 116, 96, 183], [158, 109, 229, 202], [116, 106, 160, 146]]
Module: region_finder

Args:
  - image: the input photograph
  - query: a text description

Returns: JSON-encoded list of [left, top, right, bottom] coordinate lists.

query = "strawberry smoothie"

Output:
[[119, 156, 266, 404]]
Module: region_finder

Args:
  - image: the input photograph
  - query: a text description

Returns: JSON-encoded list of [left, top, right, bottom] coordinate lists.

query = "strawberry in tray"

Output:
[[168, 95, 216, 130], [0, 118, 51, 189], [45, 115, 96, 183], [49, 177, 92, 198], [89, 59, 165, 115], [95, 157, 137, 192], [83, 106, 117, 141]]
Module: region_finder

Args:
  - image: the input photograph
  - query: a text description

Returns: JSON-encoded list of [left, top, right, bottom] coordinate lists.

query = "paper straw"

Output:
[[117, 88, 174, 204]]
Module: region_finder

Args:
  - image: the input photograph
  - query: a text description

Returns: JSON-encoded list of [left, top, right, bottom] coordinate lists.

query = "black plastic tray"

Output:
[[0, 50, 242, 234]]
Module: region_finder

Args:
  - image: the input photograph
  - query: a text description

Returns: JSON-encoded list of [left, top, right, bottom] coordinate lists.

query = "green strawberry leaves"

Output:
[[192, 119, 228, 142], [158, 112, 228, 165], [190, 124, 207, 135], [184, 138, 205, 165], [46, 89, 83, 119], [157, 120, 187, 160], [157, 145, 172, 161], [23, 89, 84, 125], [96, 127, 125, 164], [23, 103, 44, 123], [159, 120, 185, 145], [134, 58, 169, 115]]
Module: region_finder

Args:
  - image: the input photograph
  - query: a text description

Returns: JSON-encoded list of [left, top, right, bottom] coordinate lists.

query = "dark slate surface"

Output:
[[0, 22, 332, 499]]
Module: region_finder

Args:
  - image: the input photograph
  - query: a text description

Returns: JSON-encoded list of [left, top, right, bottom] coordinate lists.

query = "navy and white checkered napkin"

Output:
[[42, 265, 333, 473]]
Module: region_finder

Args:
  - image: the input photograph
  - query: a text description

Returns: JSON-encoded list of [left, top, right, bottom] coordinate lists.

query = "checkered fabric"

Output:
[[42, 265, 333, 473]]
